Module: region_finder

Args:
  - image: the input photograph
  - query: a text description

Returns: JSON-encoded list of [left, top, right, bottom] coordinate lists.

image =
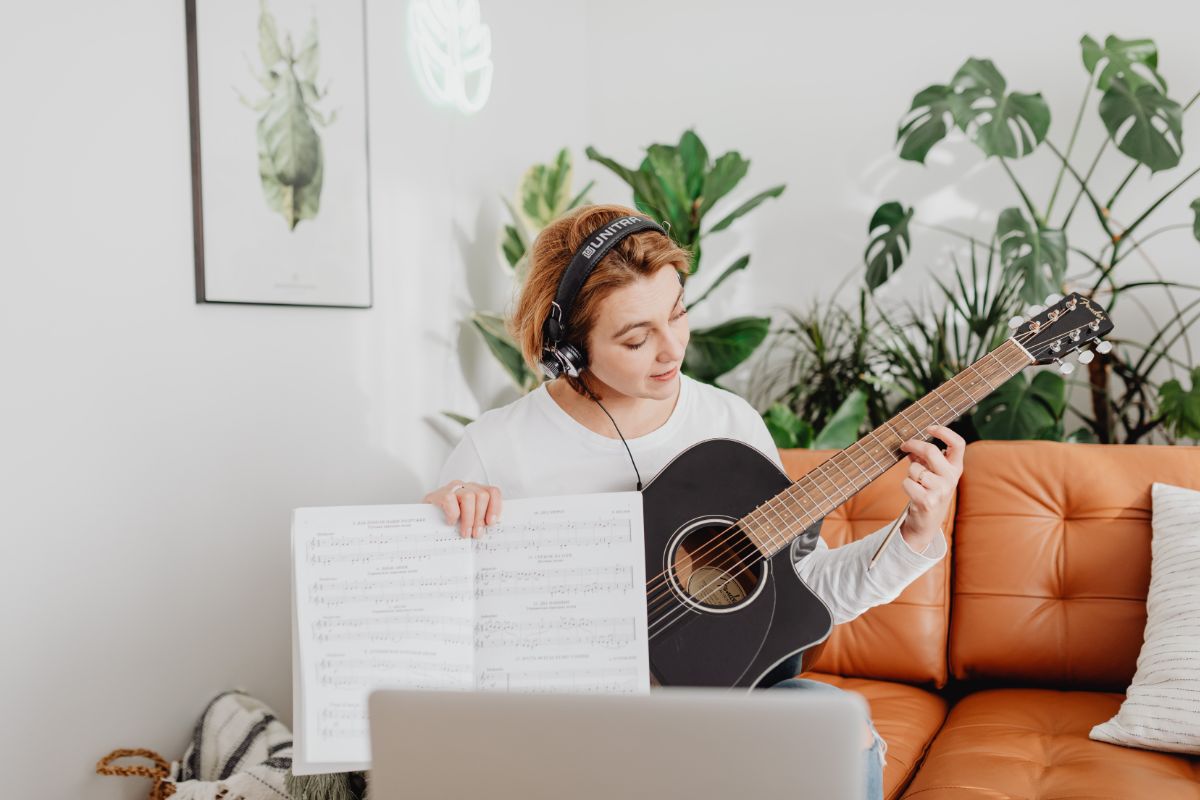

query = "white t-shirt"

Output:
[[437, 374, 946, 627]]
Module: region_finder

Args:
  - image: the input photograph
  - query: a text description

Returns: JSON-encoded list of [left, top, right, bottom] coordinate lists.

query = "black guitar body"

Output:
[[641, 438, 833, 689]]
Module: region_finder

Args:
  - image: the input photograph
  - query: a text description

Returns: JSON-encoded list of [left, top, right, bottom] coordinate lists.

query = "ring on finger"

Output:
[[451, 483, 466, 493]]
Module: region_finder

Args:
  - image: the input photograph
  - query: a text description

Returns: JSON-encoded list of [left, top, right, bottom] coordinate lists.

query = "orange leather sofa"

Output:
[[780, 440, 1200, 800]]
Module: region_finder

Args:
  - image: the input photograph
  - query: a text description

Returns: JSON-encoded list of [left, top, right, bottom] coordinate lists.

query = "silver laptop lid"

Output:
[[368, 687, 865, 800]]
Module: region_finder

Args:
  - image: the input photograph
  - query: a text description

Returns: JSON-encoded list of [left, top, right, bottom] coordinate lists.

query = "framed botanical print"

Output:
[[186, 0, 372, 307]]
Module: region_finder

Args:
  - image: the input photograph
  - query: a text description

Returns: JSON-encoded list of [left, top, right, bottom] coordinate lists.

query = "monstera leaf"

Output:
[[1191, 198, 1200, 241], [1099, 76, 1184, 172], [865, 202, 914, 290], [1079, 34, 1182, 172], [973, 371, 1066, 440], [951, 58, 1050, 160], [996, 207, 1066, 303], [1081, 34, 1166, 92], [683, 316, 770, 384], [896, 58, 1049, 162], [408, 0, 493, 114], [897, 84, 965, 163]]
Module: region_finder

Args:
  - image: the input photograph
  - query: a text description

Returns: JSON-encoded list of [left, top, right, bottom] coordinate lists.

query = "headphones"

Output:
[[539, 215, 674, 379]]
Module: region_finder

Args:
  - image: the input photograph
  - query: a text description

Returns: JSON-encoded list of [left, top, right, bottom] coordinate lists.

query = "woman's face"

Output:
[[584, 265, 690, 401]]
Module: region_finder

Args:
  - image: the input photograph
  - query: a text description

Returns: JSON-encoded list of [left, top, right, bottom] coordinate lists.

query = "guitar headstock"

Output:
[[1010, 292, 1114, 372]]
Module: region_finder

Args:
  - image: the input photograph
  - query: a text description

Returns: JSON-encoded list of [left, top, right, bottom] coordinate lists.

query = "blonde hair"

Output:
[[509, 204, 691, 399]]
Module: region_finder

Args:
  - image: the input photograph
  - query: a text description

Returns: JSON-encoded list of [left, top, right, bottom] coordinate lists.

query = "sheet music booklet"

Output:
[[290, 491, 650, 774]]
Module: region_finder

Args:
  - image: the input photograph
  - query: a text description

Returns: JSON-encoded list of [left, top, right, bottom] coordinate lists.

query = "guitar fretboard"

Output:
[[743, 337, 1033, 557]]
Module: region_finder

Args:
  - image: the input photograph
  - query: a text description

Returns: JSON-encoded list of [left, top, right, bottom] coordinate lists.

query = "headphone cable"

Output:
[[591, 396, 644, 492]]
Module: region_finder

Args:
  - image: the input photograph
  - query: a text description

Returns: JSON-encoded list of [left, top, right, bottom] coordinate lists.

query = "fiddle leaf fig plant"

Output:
[[587, 129, 785, 384]]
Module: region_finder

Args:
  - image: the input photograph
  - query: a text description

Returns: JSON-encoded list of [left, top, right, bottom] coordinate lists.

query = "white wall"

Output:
[[3, 2, 1199, 798], [0, 2, 589, 797], [584, 0, 1200, 403]]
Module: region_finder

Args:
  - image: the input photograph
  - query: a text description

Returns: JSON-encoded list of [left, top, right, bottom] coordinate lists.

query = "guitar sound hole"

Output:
[[671, 522, 764, 610]]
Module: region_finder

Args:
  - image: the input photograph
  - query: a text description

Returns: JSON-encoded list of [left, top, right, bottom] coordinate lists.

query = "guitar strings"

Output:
[[643, 344, 1023, 636], [642, 338, 1035, 642], [641, 323, 1090, 643], [643, 322, 1093, 642], [641, 330, 1064, 639], [640, 336, 1033, 627]]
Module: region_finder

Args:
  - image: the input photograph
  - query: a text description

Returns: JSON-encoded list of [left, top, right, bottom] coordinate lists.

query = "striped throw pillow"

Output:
[[1090, 482, 1200, 754]]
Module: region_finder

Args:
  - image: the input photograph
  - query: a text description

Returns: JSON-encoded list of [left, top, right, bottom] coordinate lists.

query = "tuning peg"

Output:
[[1095, 340, 1113, 354], [1077, 350, 1095, 365], [1056, 359, 1075, 375], [1044, 293, 1063, 304], [1027, 304, 1046, 315], [1008, 315, 1024, 329]]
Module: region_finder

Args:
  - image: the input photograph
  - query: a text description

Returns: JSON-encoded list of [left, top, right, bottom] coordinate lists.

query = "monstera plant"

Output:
[[239, 0, 336, 230], [863, 35, 1200, 444], [587, 130, 786, 385]]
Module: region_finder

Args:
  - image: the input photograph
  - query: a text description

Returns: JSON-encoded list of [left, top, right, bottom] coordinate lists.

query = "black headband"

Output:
[[544, 215, 669, 344]]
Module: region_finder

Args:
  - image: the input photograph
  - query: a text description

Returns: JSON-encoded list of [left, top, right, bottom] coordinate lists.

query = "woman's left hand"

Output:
[[897, 424, 966, 551]]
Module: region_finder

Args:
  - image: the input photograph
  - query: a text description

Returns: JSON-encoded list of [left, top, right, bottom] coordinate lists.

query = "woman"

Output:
[[427, 204, 963, 800]]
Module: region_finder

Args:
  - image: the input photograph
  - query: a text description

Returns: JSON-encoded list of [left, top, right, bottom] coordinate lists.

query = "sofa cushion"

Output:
[[901, 688, 1200, 799], [949, 441, 1200, 689], [1092, 482, 1200, 755], [782, 450, 955, 687], [803, 672, 948, 800]]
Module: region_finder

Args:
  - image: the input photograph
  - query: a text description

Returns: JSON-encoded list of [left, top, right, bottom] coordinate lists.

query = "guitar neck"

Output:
[[743, 337, 1034, 557]]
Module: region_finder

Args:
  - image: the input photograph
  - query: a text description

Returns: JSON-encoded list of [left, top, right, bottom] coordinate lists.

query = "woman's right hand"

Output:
[[424, 480, 503, 539]]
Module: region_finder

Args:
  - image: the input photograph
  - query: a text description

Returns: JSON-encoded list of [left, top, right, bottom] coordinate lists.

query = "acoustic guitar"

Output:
[[642, 292, 1113, 687]]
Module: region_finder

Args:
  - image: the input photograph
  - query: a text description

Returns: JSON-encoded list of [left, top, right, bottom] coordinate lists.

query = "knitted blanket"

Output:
[[96, 689, 365, 800]]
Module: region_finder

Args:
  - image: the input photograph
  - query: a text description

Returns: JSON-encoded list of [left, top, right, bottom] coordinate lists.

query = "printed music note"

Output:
[[291, 492, 649, 775]]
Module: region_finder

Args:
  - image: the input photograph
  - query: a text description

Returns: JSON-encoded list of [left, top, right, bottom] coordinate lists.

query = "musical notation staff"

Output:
[[291, 492, 649, 774]]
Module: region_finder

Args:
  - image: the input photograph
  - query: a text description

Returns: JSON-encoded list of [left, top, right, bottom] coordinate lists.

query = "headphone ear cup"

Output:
[[539, 346, 563, 380], [557, 342, 587, 377]]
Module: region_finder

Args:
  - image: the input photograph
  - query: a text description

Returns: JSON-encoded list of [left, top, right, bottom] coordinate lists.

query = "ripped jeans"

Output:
[[765, 677, 885, 800]]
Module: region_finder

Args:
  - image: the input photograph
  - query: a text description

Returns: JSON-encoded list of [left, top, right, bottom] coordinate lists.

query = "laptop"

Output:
[[368, 687, 866, 799]]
